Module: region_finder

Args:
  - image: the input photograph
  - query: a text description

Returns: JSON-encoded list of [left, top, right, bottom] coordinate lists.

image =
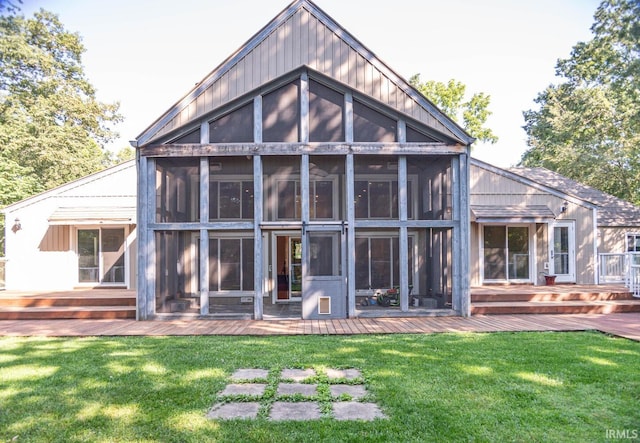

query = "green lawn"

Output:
[[1, 331, 638, 442]]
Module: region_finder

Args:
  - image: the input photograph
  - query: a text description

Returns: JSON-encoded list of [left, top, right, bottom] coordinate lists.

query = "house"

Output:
[[471, 158, 640, 286], [3, 1, 639, 319], [131, 0, 474, 320], [1, 161, 137, 291]]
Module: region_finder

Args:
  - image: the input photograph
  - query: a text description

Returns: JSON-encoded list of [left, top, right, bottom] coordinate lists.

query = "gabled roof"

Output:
[[508, 166, 640, 227], [1, 160, 136, 213], [135, 0, 473, 147]]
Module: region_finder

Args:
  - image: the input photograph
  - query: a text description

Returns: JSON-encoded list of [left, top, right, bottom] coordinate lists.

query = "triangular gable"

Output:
[[470, 158, 597, 211], [1, 160, 136, 213], [136, 0, 472, 146]]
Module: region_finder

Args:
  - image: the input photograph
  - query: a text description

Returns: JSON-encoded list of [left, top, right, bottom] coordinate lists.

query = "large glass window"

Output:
[[209, 157, 254, 221], [155, 231, 200, 314], [78, 228, 125, 284], [263, 157, 300, 221], [309, 80, 344, 142], [78, 229, 99, 283], [355, 235, 413, 290], [156, 158, 200, 223], [354, 156, 408, 220], [483, 225, 530, 281], [262, 81, 300, 142], [407, 156, 452, 220], [353, 100, 396, 142], [209, 102, 253, 143], [209, 237, 254, 292]]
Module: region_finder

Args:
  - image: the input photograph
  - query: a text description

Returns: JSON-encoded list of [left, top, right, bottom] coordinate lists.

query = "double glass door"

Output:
[[483, 225, 530, 282], [77, 228, 126, 285]]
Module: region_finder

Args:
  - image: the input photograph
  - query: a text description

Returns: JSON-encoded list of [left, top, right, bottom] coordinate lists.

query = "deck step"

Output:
[[471, 300, 640, 315], [0, 296, 136, 308], [0, 306, 136, 320], [471, 291, 634, 303], [0, 290, 136, 320]]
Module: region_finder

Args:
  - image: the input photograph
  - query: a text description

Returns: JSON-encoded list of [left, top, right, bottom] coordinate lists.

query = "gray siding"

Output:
[[145, 4, 457, 144]]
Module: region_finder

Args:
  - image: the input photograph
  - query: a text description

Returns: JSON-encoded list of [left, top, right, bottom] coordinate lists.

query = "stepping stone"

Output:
[[329, 384, 367, 399], [207, 402, 260, 420], [332, 402, 386, 421], [269, 401, 321, 421], [281, 368, 316, 381], [326, 368, 362, 380], [277, 382, 317, 396], [231, 368, 269, 381], [219, 383, 266, 397]]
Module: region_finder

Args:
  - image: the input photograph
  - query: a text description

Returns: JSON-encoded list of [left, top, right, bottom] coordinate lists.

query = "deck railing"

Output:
[[0, 258, 6, 290], [629, 255, 640, 298], [598, 253, 626, 283], [599, 252, 640, 297]]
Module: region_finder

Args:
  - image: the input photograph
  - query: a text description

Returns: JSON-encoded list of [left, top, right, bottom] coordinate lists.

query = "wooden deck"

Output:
[[0, 313, 637, 341]]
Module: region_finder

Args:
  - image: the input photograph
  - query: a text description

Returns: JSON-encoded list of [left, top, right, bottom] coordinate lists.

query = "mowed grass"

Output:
[[1, 331, 638, 442]]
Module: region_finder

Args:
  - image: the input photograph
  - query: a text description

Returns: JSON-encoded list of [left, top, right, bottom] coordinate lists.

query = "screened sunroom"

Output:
[[133, 0, 473, 320]]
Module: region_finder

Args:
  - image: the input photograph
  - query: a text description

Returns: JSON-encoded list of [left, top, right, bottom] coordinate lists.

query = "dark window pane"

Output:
[[355, 238, 370, 290], [309, 80, 344, 142], [209, 103, 253, 143], [242, 181, 254, 219], [209, 181, 219, 219], [155, 158, 200, 223], [277, 180, 296, 219], [312, 180, 333, 219], [242, 238, 254, 291], [369, 182, 391, 218], [209, 239, 219, 291], [406, 125, 439, 143], [353, 100, 396, 142], [354, 181, 369, 219], [220, 239, 241, 290], [370, 238, 391, 288], [171, 129, 201, 144], [263, 82, 299, 142], [219, 182, 241, 219]]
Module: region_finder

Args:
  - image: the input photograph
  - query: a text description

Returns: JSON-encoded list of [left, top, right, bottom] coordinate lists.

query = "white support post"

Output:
[[300, 73, 309, 144], [345, 93, 354, 143], [199, 157, 209, 315], [253, 155, 264, 319], [136, 152, 148, 320], [254, 96, 262, 144], [399, 155, 409, 311], [144, 156, 156, 319], [346, 154, 356, 317]]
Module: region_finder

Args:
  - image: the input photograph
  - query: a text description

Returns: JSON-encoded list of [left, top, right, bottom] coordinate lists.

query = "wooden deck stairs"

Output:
[[471, 285, 640, 315], [0, 289, 136, 320]]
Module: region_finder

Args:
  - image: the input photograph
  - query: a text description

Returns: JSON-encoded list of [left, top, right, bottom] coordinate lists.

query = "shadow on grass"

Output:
[[0, 332, 638, 442]]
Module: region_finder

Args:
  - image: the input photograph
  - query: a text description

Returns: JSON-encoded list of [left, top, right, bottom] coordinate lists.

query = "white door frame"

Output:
[[549, 221, 576, 283], [270, 231, 302, 304]]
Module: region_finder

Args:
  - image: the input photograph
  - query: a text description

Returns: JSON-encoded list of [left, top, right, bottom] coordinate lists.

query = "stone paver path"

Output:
[[207, 367, 386, 421]]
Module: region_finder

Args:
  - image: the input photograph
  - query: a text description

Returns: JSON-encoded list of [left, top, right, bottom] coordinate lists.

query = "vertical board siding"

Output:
[[146, 6, 460, 145]]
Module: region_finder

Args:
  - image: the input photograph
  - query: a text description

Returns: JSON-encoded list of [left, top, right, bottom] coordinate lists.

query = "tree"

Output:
[[409, 74, 498, 144], [520, 0, 640, 204], [0, 8, 123, 206]]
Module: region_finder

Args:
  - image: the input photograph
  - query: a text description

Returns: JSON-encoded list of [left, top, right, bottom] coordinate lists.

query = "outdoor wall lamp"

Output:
[[560, 201, 569, 214], [12, 217, 21, 233]]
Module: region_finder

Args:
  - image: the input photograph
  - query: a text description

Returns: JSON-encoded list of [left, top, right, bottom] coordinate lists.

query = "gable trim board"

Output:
[[134, 0, 472, 148]]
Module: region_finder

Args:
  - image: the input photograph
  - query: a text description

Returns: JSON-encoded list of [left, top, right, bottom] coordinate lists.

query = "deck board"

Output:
[[1, 313, 637, 341]]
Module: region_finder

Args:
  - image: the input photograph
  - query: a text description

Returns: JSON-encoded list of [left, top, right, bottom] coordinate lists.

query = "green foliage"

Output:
[[409, 74, 498, 145], [0, 332, 638, 442], [0, 9, 123, 207], [521, 0, 640, 204]]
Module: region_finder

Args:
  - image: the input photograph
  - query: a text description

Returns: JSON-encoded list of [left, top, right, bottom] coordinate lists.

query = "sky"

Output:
[[19, 0, 601, 167]]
